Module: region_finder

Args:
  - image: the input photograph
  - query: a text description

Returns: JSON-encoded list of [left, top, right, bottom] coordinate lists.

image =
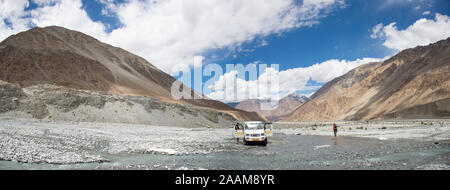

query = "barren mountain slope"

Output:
[[284, 37, 450, 121], [0, 26, 264, 122]]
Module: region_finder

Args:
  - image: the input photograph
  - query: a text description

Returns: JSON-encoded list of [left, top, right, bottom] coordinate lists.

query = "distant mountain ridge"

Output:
[[283, 37, 450, 121], [229, 94, 309, 121]]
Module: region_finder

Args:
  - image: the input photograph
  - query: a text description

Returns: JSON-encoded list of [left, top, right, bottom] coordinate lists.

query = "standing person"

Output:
[[333, 123, 338, 137], [235, 123, 241, 142]]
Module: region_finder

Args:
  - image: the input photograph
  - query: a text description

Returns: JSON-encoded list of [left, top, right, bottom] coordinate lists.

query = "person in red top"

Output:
[[333, 123, 338, 137]]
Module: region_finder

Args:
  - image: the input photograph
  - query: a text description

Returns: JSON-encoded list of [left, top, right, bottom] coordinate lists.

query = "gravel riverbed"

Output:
[[0, 117, 449, 170]]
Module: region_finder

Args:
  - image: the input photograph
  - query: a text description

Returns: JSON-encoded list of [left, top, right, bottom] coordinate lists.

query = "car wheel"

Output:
[[261, 140, 268, 146]]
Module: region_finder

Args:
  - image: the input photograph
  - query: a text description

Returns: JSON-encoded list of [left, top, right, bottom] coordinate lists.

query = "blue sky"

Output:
[[1, 0, 449, 102], [207, 0, 449, 70], [191, 0, 450, 100]]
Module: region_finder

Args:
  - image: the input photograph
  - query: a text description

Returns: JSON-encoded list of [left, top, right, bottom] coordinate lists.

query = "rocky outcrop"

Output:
[[0, 80, 237, 128]]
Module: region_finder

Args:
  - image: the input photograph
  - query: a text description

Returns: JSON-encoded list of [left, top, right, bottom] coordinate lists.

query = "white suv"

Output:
[[234, 121, 273, 146]]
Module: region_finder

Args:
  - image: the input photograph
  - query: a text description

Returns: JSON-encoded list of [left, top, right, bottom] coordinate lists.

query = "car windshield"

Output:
[[245, 123, 264, 130]]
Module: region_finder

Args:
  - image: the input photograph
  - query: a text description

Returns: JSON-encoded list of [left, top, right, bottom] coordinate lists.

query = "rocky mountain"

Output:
[[231, 94, 309, 121], [0, 26, 264, 123], [283, 37, 450, 121]]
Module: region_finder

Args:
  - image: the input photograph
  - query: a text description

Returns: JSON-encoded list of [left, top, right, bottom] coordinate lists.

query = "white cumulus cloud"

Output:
[[207, 57, 384, 102], [0, 0, 345, 75], [102, 0, 346, 74], [29, 0, 108, 40], [371, 13, 450, 51], [0, 0, 30, 40]]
